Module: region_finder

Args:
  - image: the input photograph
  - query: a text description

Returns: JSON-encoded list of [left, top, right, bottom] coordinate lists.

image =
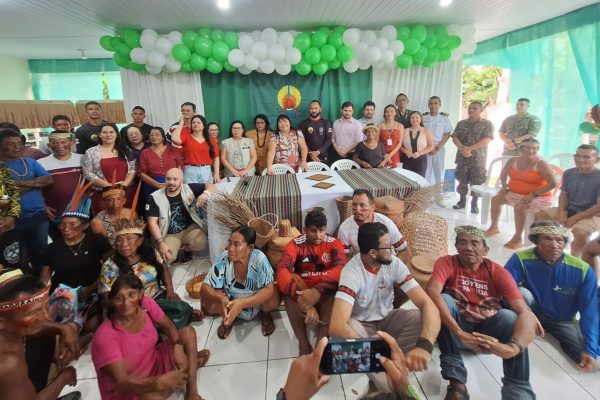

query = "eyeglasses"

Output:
[[375, 245, 394, 252]]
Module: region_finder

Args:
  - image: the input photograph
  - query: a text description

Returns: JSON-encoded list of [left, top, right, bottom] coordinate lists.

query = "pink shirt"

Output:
[[92, 296, 168, 400], [332, 118, 364, 150]]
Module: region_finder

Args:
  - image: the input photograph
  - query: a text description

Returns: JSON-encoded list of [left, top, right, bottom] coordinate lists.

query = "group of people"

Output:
[[0, 93, 599, 400]]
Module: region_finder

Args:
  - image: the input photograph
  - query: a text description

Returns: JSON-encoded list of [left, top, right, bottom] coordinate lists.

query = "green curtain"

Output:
[[567, 22, 599, 104]]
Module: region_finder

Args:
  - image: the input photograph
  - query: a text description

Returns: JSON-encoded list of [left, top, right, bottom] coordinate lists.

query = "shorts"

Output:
[[151, 340, 177, 376], [542, 207, 600, 234], [505, 192, 552, 213]]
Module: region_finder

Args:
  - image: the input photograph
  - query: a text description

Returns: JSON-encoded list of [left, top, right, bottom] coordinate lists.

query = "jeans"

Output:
[[15, 211, 49, 272], [183, 165, 212, 184], [437, 293, 535, 400], [519, 286, 584, 363]]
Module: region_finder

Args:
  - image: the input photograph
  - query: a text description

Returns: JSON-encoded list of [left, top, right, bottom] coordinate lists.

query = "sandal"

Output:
[[217, 323, 232, 340], [444, 382, 470, 400], [485, 228, 500, 237], [197, 349, 210, 368], [261, 312, 276, 337], [192, 309, 204, 321], [503, 240, 524, 249]]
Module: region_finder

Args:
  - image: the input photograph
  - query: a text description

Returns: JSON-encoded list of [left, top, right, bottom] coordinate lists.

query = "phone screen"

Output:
[[319, 338, 391, 375]]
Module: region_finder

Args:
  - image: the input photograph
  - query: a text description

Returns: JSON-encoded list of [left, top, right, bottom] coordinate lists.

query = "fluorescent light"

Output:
[[440, 0, 452, 6], [217, 0, 230, 10]]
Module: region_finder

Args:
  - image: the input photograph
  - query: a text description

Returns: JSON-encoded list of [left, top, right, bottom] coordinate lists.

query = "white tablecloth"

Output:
[[207, 168, 427, 262]]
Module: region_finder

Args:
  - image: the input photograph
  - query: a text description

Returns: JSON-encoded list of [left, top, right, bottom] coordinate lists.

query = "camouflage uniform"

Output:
[[395, 108, 413, 129], [452, 118, 494, 197], [500, 113, 542, 156]]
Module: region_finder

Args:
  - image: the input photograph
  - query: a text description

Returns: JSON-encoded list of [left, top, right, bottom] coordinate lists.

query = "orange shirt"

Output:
[[508, 160, 550, 197], [180, 133, 219, 165]]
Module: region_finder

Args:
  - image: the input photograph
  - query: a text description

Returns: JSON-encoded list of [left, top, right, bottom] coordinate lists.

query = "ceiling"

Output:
[[0, 0, 596, 60]]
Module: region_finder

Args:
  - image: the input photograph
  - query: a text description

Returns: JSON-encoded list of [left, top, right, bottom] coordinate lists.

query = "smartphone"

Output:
[[319, 337, 391, 375]]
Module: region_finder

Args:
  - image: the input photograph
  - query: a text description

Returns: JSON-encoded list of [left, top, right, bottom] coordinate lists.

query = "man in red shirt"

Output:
[[276, 210, 346, 356], [426, 225, 541, 400]]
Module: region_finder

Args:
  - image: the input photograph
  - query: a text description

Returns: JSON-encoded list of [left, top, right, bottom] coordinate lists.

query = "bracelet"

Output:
[[510, 337, 524, 353], [155, 237, 164, 244], [415, 337, 434, 354], [202, 190, 211, 196]]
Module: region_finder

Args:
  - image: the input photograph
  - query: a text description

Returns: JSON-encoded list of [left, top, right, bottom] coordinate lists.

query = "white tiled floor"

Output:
[[61, 206, 600, 399]]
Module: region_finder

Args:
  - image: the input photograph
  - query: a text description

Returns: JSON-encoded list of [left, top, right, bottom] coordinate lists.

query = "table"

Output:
[[207, 168, 427, 262]]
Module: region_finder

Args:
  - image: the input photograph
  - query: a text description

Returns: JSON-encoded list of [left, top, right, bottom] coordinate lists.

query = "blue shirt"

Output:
[[505, 249, 600, 358], [3, 158, 49, 219], [562, 168, 600, 213]]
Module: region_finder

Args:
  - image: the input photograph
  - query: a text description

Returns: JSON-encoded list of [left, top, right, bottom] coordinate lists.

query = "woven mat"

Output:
[[233, 174, 302, 228], [337, 169, 421, 198]]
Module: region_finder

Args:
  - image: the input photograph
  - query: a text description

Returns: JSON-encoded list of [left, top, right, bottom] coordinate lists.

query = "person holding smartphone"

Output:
[[329, 222, 440, 392]]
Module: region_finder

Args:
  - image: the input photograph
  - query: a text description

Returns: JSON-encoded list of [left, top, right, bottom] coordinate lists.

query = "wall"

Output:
[[0, 54, 33, 100]]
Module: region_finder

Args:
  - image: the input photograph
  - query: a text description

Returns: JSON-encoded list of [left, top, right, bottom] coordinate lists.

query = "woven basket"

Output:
[[374, 196, 405, 228], [266, 227, 301, 267], [335, 195, 353, 223], [248, 213, 279, 248], [400, 212, 448, 262], [185, 272, 208, 299], [279, 219, 291, 237]]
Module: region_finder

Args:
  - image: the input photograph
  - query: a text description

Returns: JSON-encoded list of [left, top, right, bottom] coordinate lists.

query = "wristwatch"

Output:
[[276, 388, 286, 400]]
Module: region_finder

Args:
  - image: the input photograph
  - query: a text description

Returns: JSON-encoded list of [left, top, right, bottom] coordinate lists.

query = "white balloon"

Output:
[[244, 54, 259, 70], [352, 42, 369, 59], [361, 30, 377, 46], [130, 48, 148, 64], [450, 50, 463, 61], [164, 56, 181, 73], [343, 28, 360, 46], [252, 41, 269, 60], [343, 59, 359, 73], [374, 37, 389, 50], [140, 35, 157, 50], [155, 37, 173, 55], [238, 35, 254, 54], [277, 32, 294, 48], [261, 28, 278, 46], [358, 58, 371, 70], [389, 40, 405, 56], [147, 51, 166, 68], [381, 49, 395, 64], [447, 24, 461, 36], [145, 64, 161, 74], [461, 40, 477, 54], [168, 31, 182, 44], [228, 49, 246, 67], [260, 60, 275, 74], [365, 47, 382, 63], [380, 25, 397, 42], [372, 60, 387, 69], [288, 30, 299, 37], [238, 65, 252, 75], [275, 63, 292, 75], [269, 44, 286, 63], [285, 48, 301, 64], [460, 24, 476, 38], [251, 30, 261, 41], [141, 29, 158, 39]]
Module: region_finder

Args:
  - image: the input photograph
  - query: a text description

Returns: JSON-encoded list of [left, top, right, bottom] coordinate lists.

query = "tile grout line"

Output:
[[265, 332, 271, 400]]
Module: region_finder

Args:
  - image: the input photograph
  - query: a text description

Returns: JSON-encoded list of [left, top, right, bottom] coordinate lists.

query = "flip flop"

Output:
[[503, 240, 524, 249], [217, 323, 232, 340], [261, 312, 276, 337], [485, 228, 500, 237], [197, 349, 210, 368], [192, 309, 204, 321], [445, 383, 470, 400]]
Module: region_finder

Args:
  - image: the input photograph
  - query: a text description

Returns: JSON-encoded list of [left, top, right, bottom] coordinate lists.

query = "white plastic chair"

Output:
[[306, 161, 331, 172], [469, 156, 515, 224], [331, 159, 361, 171], [261, 163, 296, 175], [546, 153, 575, 171]]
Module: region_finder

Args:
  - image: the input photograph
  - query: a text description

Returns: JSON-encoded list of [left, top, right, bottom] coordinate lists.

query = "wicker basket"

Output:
[[248, 213, 279, 248], [279, 219, 291, 237], [185, 272, 208, 299], [335, 195, 353, 223], [400, 212, 448, 262]]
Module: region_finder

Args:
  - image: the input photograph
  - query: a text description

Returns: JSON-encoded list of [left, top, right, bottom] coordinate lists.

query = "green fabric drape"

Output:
[[28, 59, 119, 73], [567, 22, 600, 104]]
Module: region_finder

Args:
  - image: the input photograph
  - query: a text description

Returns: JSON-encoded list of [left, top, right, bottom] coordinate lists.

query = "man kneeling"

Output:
[[427, 225, 540, 400], [276, 210, 346, 355], [330, 222, 440, 392]]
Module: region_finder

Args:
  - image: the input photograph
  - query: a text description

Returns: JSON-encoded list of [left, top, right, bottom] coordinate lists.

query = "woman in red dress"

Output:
[[377, 104, 404, 168]]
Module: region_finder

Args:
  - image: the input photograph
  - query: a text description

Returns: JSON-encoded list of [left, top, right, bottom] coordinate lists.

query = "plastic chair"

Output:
[[306, 161, 331, 172], [469, 156, 515, 224], [261, 163, 296, 175], [546, 153, 575, 171], [330, 159, 361, 171]]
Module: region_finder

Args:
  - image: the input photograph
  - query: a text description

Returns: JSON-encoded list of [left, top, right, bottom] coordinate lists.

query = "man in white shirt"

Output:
[[330, 222, 440, 391], [423, 96, 453, 185], [331, 101, 364, 161], [359, 101, 378, 129]]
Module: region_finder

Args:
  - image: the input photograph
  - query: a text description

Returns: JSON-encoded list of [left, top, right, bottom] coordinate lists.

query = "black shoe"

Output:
[[453, 196, 466, 209], [471, 197, 479, 214]]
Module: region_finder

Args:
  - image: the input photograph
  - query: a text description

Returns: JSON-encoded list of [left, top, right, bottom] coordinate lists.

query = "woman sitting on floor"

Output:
[[201, 226, 279, 339], [486, 139, 557, 249], [92, 274, 209, 400], [353, 123, 389, 169]]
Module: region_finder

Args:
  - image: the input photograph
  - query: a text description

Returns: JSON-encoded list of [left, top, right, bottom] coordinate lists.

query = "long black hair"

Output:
[[253, 114, 271, 132], [99, 122, 133, 161], [150, 126, 168, 145], [275, 114, 294, 136], [229, 120, 247, 138], [112, 236, 164, 288], [190, 114, 215, 159]]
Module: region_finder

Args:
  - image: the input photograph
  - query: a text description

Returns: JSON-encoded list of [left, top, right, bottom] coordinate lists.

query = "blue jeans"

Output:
[[519, 286, 584, 363], [16, 211, 49, 272], [437, 293, 535, 400], [183, 165, 212, 184]]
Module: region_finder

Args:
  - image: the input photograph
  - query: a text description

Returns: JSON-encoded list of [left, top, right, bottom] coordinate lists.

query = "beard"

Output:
[[310, 112, 320, 118], [375, 254, 393, 266]]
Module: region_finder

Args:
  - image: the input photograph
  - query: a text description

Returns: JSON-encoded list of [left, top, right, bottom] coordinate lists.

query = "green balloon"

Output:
[[397, 26, 411, 41], [190, 53, 207, 71], [311, 31, 327, 49], [425, 48, 440, 63], [436, 33, 450, 48], [223, 61, 237, 72], [395, 54, 413, 69], [422, 59, 434, 68], [197, 27, 211, 39], [212, 41, 230, 62], [333, 26, 346, 34], [113, 53, 130, 68], [206, 57, 223, 74], [438, 48, 451, 62], [413, 46, 428, 62], [211, 29, 225, 42], [422, 31, 437, 49], [181, 62, 193, 73], [327, 32, 344, 49], [114, 43, 131, 58], [120, 29, 138, 42], [410, 24, 427, 43], [100, 36, 114, 51], [447, 35, 462, 50], [183, 31, 199, 49], [313, 61, 328, 75], [320, 44, 336, 62], [129, 61, 145, 72], [294, 33, 311, 52], [403, 38, 420, 55], [305, 47, 321, 64], [172, 44, 192, 62], [224, 31, 239, 49], [433, 25, 449, 37], [318, 27, 332, 35], [295, 60, 311, 76], [336, 45, 353, 63], [328, 59, 341, 69], [123, 31, 140, 49], [194, 37, 213, 58], [110, 37, 124, 49]]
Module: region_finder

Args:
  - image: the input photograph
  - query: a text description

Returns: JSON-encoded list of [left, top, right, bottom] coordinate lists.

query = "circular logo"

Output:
[[277, 85, 301, 111]]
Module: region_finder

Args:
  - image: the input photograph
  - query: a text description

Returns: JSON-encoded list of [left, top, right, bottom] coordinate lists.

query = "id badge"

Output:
[[387, 139, 392, 146]]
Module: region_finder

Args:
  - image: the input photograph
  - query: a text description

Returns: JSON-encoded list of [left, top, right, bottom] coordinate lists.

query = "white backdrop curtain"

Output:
[[120, 69, 205, 129], [372, 59, 463, 169]]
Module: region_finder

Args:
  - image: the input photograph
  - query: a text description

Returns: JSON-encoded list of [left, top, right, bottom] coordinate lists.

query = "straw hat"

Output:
[[362, 123, 379, 134], [408, 255, 436, 287]]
